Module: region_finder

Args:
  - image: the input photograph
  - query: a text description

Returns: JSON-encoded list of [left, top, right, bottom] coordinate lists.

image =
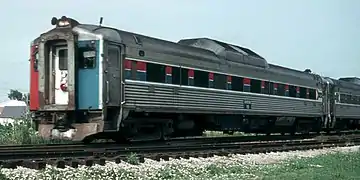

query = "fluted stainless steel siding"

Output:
[[124, 80, 323, 116], [335, 103, 360, 118]]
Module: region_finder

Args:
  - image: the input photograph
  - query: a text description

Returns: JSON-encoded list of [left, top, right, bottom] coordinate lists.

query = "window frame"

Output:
[[58, 49, 68, 70]]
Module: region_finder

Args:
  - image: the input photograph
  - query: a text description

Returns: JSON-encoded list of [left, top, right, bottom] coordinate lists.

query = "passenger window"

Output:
[[346, 94, 352, 104], [231, 76, 243, 91], [147, 63, 165, 83], [340, 94, 345, 103], [348, 95, 353, 104], [58, 49, 68, 70], [284, 85, 290, 96], [209, 73, 214, 88], [180, 68, 188, 86], [194, 70, 208, 88], [250, 79, 261, 93], [227, 76, 232, 90], [214, 73, 226, 90], [172, 67, 181, 85], [277, 84, 285, 96], [309, 89, 316, 100], [188, 69, 194, 86], [269, 82, 275, 95], [351, 95, 357, 104], [299, 87, 307, 98], [261, 81, 269, 94], [343, 94, 348, 103], [289, 85, 297, 97], [165, 66, 172, 84]]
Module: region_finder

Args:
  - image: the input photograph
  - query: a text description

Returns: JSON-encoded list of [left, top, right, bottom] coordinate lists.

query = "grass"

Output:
[[132, 150, 360, 180], [159, 150, 360, 180], [0, 117, 71, 145], [0, 118, 46, 145], [259, 151, 360, 180], [126, 153, 140, 165]]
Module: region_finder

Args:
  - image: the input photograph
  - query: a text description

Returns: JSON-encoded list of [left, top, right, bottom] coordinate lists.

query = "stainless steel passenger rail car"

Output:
[[29, 16, 360, 143]]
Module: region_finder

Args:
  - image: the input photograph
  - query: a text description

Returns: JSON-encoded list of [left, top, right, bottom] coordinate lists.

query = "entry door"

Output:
[[105, 44, 122, 106], [54, 47, 69, 105], [77, 41, 99, 110]]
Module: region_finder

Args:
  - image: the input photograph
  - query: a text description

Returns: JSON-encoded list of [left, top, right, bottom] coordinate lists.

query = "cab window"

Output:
[[58, 49, 68, 70], [78, 47, 96, 69]]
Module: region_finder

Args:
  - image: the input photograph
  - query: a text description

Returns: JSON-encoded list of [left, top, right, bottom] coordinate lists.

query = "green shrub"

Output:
[[126, 153, 140, 165], [0, 117, 69, 145]]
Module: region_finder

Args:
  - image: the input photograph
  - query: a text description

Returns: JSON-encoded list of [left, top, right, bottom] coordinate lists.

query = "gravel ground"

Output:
[[1, 145, 359, 180], [235, 145, 360, 165]]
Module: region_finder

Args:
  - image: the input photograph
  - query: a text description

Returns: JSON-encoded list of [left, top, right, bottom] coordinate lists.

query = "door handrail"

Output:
[[121, 81, 126, 105]]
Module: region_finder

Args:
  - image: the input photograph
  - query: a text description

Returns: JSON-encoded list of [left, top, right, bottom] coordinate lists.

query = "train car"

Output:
[[29, 16, 360, 142], [332, 77, 360, 130]]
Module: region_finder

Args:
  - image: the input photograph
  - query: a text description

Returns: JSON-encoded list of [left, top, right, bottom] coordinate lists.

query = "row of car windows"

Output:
[[123, 60, 317, 100], [339, 94, 360, 105]]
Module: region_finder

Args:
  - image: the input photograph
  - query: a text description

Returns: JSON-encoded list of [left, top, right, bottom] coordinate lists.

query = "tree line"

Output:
[[7, 89, 29, 105]]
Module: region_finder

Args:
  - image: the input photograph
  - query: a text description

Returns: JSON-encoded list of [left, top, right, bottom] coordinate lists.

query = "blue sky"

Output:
[[0, 0, 359, 101]]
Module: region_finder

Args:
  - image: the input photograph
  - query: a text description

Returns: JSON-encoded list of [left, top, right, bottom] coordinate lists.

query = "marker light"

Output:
[[58, 20, 70, 27], [50, 16, 80, 28], [60, 83, 67, 91]]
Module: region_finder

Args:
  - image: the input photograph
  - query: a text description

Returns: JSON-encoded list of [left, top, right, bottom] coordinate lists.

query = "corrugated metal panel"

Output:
[[124, 81, 323, 116], [335, 104, 360, 118]]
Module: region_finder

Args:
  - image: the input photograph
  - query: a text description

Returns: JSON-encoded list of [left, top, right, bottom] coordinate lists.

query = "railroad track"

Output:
[[0, 132, 359, 170], [0, 130, 357, 150]]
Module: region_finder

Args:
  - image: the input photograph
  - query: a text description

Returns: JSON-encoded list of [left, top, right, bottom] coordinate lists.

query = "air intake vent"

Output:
[[178, 38, 268, 68], [339, 77, 360, 85]]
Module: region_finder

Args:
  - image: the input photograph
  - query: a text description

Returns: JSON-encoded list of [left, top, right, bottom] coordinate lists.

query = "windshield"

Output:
[[58, 49, 68, 70]]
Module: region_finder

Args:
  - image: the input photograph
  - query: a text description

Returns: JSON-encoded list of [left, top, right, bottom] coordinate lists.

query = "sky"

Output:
[[0, 0, 359, 101]]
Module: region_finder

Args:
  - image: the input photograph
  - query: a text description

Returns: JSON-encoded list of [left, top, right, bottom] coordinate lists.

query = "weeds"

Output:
[[126, 152, 140, 165], [259, 151, 360, 180], [0, 117, 70, 145]]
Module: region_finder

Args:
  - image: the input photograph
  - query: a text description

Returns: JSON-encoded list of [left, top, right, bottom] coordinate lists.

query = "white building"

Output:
[[0, 100, 27, 125]]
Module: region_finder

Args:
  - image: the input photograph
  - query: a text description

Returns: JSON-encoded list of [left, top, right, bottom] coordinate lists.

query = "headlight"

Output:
[[58, 20, 70, 27]]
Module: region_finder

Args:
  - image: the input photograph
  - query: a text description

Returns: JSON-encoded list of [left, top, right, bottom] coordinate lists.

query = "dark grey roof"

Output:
[[178, 38, 268, 68], [179, 38, 264, 59], [0, 106, 27, 118], [339, 77, 360, 85]]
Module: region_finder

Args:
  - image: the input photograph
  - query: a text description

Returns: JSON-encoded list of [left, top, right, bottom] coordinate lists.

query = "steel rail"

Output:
[[0, 130, 357, 151], [0, 133, 358, 169]]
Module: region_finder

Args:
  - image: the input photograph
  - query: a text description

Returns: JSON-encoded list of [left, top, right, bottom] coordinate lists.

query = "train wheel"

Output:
[[290, 131, 295, 136], [82, 135, 94, 144], [112, 137, 129, 144]]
